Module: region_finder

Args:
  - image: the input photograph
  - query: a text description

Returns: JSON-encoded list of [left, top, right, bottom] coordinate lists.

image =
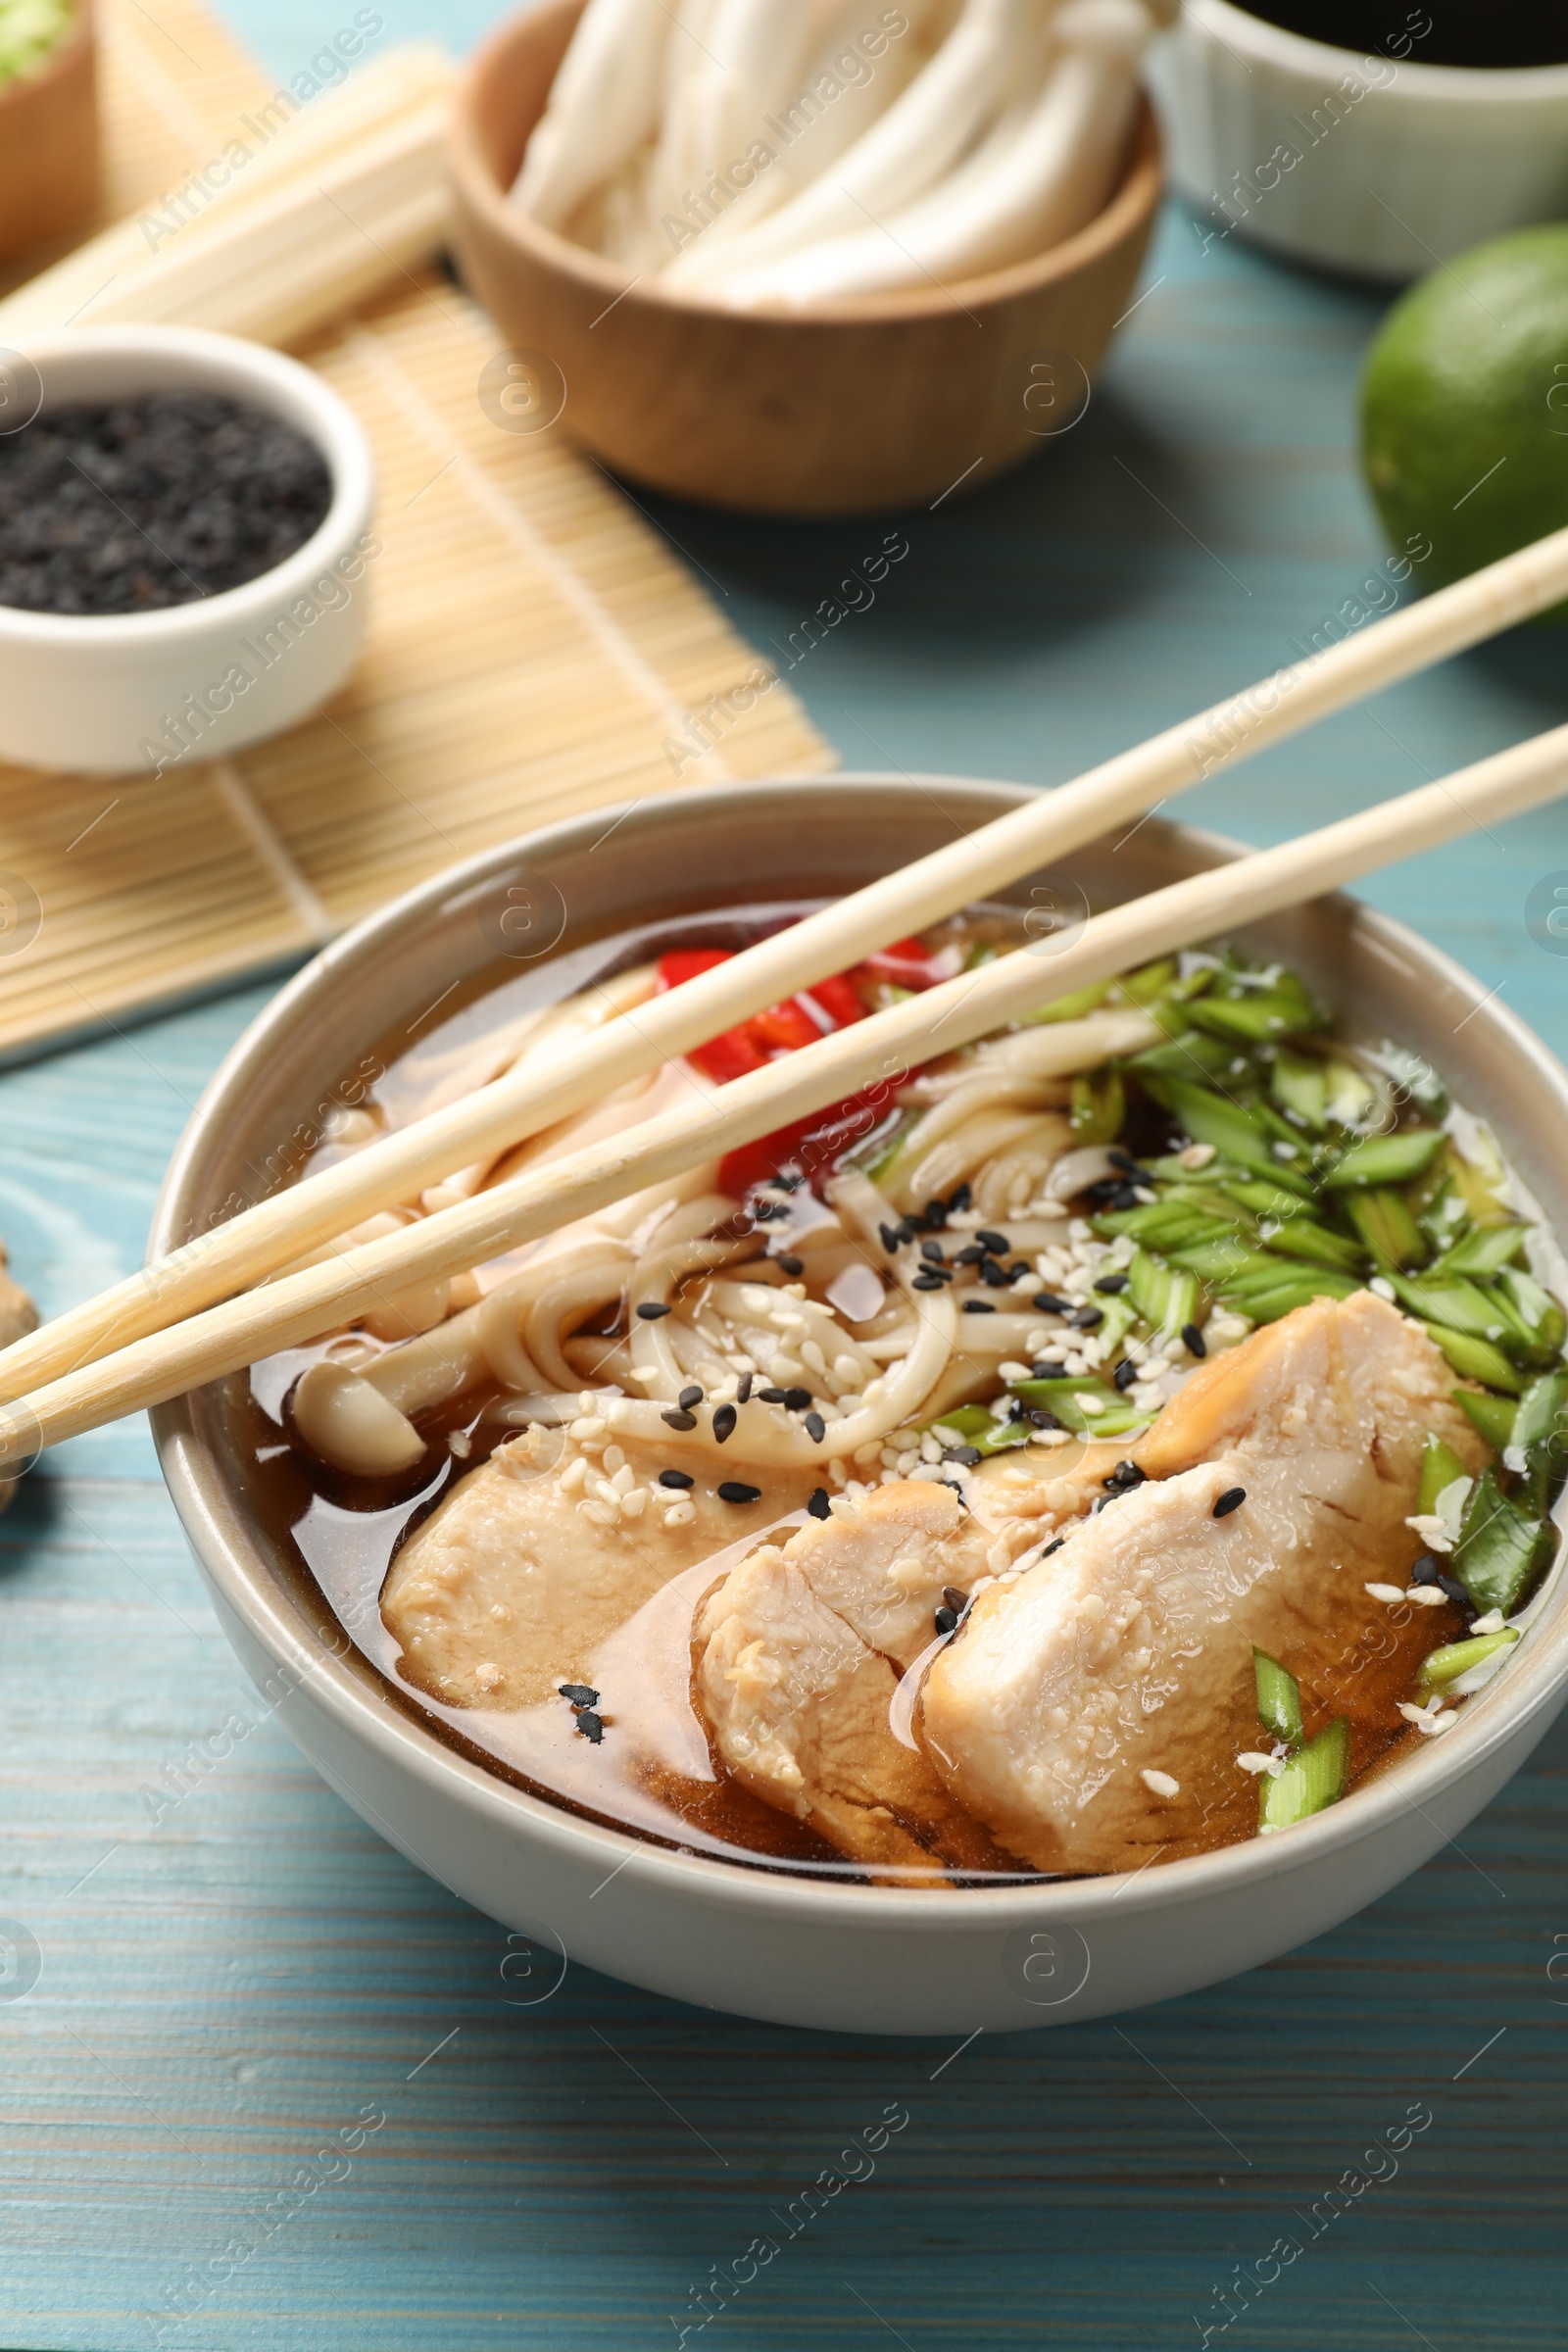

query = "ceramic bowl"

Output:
[[150, 775, 1568, 2035], [0, 0, 99, 267], [0, 324, 377, 774], [1148, 0, 1568, 281], [448, 0, 1163, 517]]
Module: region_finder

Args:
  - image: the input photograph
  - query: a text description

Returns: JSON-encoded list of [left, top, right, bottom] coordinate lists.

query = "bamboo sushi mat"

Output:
[[0, 0, 834, 1062]]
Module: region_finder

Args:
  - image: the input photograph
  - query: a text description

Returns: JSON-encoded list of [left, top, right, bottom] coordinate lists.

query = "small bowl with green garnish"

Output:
[[0, 0, 99, 266]]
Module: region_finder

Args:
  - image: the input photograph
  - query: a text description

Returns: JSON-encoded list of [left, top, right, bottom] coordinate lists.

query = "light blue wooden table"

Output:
[[3, 10, 1566, 2346]]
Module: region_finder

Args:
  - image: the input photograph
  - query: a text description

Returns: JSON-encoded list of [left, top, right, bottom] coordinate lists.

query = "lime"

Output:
[[1359, 223, 1568, 621]]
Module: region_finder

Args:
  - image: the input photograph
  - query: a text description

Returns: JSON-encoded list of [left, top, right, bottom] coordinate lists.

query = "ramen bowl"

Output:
[[150, 776, 1568, 2034]]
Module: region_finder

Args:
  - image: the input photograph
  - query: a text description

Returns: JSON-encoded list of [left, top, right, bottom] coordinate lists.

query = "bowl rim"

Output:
[[449, 0, 1164, 326], [151, 772, 1568, 1930], [0, 323, 376, 645], [1187, 0, 1568, 99], [0, 0, 93, 118]]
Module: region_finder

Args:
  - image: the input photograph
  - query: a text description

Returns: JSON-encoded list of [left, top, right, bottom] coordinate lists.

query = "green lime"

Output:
[[1359, 223, 1568, 622]]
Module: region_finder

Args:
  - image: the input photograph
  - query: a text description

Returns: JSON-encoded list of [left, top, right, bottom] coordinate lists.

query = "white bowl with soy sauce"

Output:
[[1149, 0, 1568, 280], [0, 325, 376, 774], [149, 777, 1568, 2035]]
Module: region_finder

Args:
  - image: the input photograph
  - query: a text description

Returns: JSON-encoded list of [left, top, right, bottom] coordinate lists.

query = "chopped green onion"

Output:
[[1425, 1325, 1526, 1395], [1253, 1646, 1303, 1746], [1069, 1067, 1125, 1146], [1322, 1129, 1446, 1189], [1006, 1378, 1152, 1438], [1117, 956, 1180, 1005], [1431, 1221, 1530, 1278], [1510, 1370, 1568, 1514], [1186, 990, 1321, 1043], [1345, 1186, 1428, 1270], [1270, 1046, 1328, 1131], [1167, 1236, 1273, 1283], [1163, 1080, 1314, 1195], [1393, 1271, 1530, 1355], [1125, 1246, 1200, 1338], [1126, 1032, 1238, 1088], [1452, 1466, 1556, 1616], [1322, 1059, 1379, 1128], [1023, 980, 1113, 1025], [926, 1404, 1032, 1458], [1453, 1391, 1517, 1452], [1418, 1629, 1520, 1688], [1418, 1434, 1469, 1517], [1494, 1267, 1566, 1363], [1256, 1218, 1366, 1275], [1259, 1719, 1349, 1833]]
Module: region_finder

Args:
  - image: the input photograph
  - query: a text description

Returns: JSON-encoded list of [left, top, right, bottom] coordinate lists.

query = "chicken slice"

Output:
[[694, 1483, 1006, 1877], [921, 1292, 1490, 1875], [382, 1427, 818, 1711]]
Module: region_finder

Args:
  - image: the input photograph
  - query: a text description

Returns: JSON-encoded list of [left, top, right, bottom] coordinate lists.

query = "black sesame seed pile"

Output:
[[0, 394, 333, 615]]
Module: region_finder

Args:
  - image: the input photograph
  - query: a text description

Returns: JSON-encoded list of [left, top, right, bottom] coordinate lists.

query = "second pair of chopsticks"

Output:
[[4, 517, 1568, 1417], [3, 712, 1565, 1470]]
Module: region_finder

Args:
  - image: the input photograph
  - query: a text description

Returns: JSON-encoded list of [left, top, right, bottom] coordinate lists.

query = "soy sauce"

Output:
[[1237, 4, 1565, 69]]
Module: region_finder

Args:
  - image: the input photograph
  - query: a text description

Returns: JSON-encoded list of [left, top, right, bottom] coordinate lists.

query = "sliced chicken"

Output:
[[921, 1292, 1490, 1874], [695, 1483, 1006, 1877], [383, 1427, 818, 1711]]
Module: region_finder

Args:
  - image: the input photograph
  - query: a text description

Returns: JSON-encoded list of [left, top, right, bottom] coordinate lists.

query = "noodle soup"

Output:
[[235, 901, 1568, 1884]]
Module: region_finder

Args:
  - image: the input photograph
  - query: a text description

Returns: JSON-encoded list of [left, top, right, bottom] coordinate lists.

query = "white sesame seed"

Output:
[[1365, 1581, 1406, 1604], [1141, 1768, 1180, 1798]]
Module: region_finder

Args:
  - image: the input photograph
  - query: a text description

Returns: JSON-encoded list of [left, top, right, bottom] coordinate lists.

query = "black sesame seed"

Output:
[[805, 1411, 826, 1443], [1069, 1305, 1104, 1331], [1095, 1273, 1129, 1295], [943, 1445, 983, 1469], [1410, 1554, 1443, 1587], [807, 1487, 832, 1520], [1108, 1149, 1139, 1173], [1102, 1460, 1147, 1493], [678, 1385, 703, 1410], [662, 1408, 698, 1431], [1112, 1357, 1139, 1393], [895, 1218, 918, 1245], [923, 1196, 949, 1228], [1031, 1358, 1065, 1378], [717, 1481, 761, 1505], [783, 1386, 812, 1411], [559, 1683, 599, 1706], [753, 1199, 787, 1221], [879, 1223, 906, 1254], [575, 1709, 605, 1743], [1023, 1405, 1061, 1430], [636, 1301, 671, 1319], [1111, 1183, 1142, 1211], [934, 1605, 959, 1637], [1182, 1321, 1207, 1359], [974, 1229, 1008, 1253], [658, 1469, 694, 1490], [920, 1239, 946, 1263], [948, 1184, 972, 1212], [1042, 1537, 1065, 1558], [943, 1586, 969, 1614], [1033, 1292, 1072, 1315], [980, 1260, 1010, 1288], [952, 1244, 984, 1266], [758, 1385, 788, 1404], [775, 1253, 804, 1275], [712, 1403, 737, 1444], [912, 1272, 947, 1291], [1437, 1571, 1472, 1608], [1006, 1261, 1032, 1282], [1213, 1486, 1247, 1519], [736, 1372, 754, 1404], [962, 1299, 996, 1314]]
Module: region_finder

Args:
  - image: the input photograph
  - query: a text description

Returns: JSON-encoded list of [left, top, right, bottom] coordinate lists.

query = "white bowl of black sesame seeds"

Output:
[[148, 777, 1568, 2034], [0, 324, 376, 773]]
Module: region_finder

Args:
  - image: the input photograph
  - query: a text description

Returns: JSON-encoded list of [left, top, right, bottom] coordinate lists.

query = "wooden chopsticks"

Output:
[[4, 517, 1568, 1416], [3, 715, 1565, 1469]]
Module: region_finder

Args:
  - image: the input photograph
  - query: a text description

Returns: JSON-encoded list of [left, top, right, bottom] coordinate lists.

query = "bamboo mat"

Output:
[[0, 0, 834, 1062]]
